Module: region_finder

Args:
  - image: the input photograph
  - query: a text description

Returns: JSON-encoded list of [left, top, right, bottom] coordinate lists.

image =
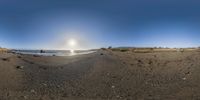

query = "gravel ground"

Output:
[[0, 49, 200, 100]]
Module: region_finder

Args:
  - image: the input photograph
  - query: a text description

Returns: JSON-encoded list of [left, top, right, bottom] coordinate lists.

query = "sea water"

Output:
[[13, 50, 96, 56]]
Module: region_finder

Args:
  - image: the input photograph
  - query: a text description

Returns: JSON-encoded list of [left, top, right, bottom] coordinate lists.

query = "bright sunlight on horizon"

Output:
[[68, 38, 77, 52]]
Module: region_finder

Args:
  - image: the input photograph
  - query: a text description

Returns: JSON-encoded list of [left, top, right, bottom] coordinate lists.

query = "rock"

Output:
[[56, 85, 60, 88], [16, 65, 24, 69], [111, 85, 115, 88], [148, 60, 153, 65], [30, 89, 37, 94], [185, 72, 190, 75], [40, 50, 45, 53], [17, 56, 22, 58], [182, 77, 186, 80], [138, 60, 142, 63], [2, 58, 9, 61], [6, 92, 10, 97], [100, 53, 104, 55], [24, 96, 28, 99], [42, 83, 47, 87], [33, 55, 40, 57], [107, 73, 110, 76], [39, 66, 47, 70], [30, 62, 34, 64], [21, 95, 28, 99], [116, 95, 121, 98]]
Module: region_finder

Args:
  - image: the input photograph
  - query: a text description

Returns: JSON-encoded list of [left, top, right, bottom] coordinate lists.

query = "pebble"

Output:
[[6, 92, 10, 97], [116, 95, 120, 98], [42, 83, 47, 86], [17, 56, 22, 58], [16, 65, 24, 69], [182, 77, 187, 80], [21, 95, 28, 99], [56, 85, 60, 88], [107, 73, 110, 76], [30, 89, 36, 94], [2, 58, 9, 61], [111, 85, 115, 88]]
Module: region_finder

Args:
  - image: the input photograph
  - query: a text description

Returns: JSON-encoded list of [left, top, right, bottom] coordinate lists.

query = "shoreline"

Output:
[[12, 50, 97, 57]]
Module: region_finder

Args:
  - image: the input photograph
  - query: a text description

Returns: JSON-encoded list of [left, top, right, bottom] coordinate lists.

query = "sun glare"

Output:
[[68, 39, 77, 53], [68, 39, 77, 47], [70, 49, 74, 53]]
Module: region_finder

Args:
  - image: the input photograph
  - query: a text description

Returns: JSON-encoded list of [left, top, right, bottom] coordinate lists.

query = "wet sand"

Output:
[[1, 49, 200, 100]]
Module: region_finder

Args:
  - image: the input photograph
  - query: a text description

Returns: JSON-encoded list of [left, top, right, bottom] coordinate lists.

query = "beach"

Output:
[[1, 48, 200, 100]]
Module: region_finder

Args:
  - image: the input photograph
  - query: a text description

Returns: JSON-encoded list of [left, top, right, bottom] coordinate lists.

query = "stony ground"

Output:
[[0, 50, 200, 100]]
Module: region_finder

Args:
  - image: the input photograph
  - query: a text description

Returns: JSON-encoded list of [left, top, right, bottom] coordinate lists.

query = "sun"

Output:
[[68, 39, 77, 47], [67, 38, 77, 53]]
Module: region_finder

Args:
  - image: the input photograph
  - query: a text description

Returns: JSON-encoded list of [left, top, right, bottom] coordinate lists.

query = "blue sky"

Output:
[[0, 0, 200, 49]]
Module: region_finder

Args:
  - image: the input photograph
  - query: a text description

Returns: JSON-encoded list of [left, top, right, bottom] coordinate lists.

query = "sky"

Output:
[[1, 0, 200, 49]]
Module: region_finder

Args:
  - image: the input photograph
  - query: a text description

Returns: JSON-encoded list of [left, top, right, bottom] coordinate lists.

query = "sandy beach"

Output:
[[1, 49, 200, 100]]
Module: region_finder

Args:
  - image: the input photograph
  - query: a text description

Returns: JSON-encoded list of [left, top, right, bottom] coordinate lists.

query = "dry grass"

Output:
[[0, 48, 8, 53], [109, 48, 200, 53]]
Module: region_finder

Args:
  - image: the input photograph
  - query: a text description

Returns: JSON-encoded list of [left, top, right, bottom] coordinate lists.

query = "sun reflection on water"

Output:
[[70, 49, 74, 53]]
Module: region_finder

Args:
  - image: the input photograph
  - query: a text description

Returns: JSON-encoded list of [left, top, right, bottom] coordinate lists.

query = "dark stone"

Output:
[[33, 55, 40, 57], [16, 65, 24, 69], [2, 58, 9, 61], [40, 50, 45, 53], [17, 56, 22, 58]]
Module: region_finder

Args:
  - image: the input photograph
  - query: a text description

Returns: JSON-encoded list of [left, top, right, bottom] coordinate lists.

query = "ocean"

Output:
[[13, 50, 96, 56]]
